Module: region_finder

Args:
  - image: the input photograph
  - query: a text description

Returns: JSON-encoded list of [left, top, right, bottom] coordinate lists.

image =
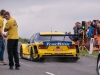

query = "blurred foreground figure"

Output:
[[0, 9, 7, 65]]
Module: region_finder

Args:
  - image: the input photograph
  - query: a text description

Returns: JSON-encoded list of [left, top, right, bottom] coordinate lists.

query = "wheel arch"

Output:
[[20, 44, 27, 53], [33, 45, 38, 54], [76, 45, 79, 53]]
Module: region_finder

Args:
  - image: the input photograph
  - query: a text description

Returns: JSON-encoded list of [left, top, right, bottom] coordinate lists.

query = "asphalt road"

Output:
[[0, 43, 97, 75]]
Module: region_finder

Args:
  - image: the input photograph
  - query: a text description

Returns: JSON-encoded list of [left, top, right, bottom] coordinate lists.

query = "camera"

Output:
[[93, 20, 96, 22], [82, 21, 86, 25]]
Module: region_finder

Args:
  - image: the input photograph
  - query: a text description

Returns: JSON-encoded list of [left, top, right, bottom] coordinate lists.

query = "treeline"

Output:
[[19, 37, 29, 43]]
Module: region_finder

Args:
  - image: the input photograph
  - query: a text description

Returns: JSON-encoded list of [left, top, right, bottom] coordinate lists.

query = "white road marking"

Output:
[[45, 72, 55, 75], [20, 62, 55, 75], [20, 62, 31, 67], [19, 62, 44, 68]]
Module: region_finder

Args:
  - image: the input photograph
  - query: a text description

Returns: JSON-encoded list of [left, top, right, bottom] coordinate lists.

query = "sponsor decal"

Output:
[[43, 41, 72, 46]]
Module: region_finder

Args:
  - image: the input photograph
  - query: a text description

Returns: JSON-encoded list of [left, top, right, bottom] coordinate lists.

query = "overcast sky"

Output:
[[0, 0, 100, 38]]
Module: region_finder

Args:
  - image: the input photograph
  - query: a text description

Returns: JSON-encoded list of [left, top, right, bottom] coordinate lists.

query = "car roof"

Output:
[[40, 32, 65, 35]]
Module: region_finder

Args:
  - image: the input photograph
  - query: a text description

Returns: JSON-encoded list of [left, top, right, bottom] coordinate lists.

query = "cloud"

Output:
[[0, 0, 100, 38]]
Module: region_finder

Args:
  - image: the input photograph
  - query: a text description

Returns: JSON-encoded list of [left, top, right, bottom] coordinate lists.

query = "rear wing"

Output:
[[40, 34, 78, 41], [40, 34, 78, 36]]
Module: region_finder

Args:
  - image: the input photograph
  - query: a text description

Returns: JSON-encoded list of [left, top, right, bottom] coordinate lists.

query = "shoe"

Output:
[[15, 67, 20, 70], [1, 61, 7, 65], [0, 62, 3, 65], [9, 66, 13, 70]]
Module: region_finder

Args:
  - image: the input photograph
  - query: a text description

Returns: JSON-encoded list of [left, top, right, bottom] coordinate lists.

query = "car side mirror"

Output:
[[27, 41, 30, 44], [23, 39, 28, 43]]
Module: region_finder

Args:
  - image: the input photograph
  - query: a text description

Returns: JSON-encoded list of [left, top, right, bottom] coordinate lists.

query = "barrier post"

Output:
[[89, 38, 94, 54]]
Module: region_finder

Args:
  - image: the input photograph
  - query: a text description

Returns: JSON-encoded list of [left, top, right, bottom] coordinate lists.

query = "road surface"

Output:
[[0, 43, 97, 75]]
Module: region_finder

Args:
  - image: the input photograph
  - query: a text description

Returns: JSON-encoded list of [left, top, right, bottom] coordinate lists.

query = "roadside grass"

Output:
[[80, 50, 99, 56]]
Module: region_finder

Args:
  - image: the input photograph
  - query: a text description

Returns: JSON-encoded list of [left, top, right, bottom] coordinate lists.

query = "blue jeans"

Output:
[[0, 37, 5, 61]]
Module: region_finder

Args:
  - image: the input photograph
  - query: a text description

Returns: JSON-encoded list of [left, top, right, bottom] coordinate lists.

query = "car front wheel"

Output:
[[30, 48, 39, 61], [20, 46, 24, 59]]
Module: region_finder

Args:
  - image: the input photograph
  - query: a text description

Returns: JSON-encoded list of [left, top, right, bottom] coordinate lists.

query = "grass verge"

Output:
[[80, 50, 99, 56]]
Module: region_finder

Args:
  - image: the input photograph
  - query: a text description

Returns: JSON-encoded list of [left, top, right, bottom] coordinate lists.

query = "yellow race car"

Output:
[[20, 32, 80, 62]]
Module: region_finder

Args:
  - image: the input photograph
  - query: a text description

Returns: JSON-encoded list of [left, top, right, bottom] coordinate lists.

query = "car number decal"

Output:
[[54, 48, 62, 52]]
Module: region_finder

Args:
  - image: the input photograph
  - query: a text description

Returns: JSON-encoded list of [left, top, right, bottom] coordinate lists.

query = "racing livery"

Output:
[[20, 32, 80, 62]]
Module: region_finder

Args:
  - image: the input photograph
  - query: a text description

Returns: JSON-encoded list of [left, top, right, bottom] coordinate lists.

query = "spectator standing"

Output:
[[0, 9, 7, 65]]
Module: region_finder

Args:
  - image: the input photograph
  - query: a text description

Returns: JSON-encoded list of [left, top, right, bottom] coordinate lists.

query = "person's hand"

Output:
[[3, 38, 5, 42], [3, 34, 7, 38]]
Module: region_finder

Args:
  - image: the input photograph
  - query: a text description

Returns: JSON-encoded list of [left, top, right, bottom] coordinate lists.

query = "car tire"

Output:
[[30, 49, 33, 61], [20, 46, 24, 59], [96, 57, 100, 75], [30, 48, 39, 61], [66, 57, 79, 62], [72, 57, 79, 62]]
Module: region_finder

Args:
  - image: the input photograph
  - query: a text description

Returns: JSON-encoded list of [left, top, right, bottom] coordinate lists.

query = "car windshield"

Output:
[[39, 35, 72, 41]]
